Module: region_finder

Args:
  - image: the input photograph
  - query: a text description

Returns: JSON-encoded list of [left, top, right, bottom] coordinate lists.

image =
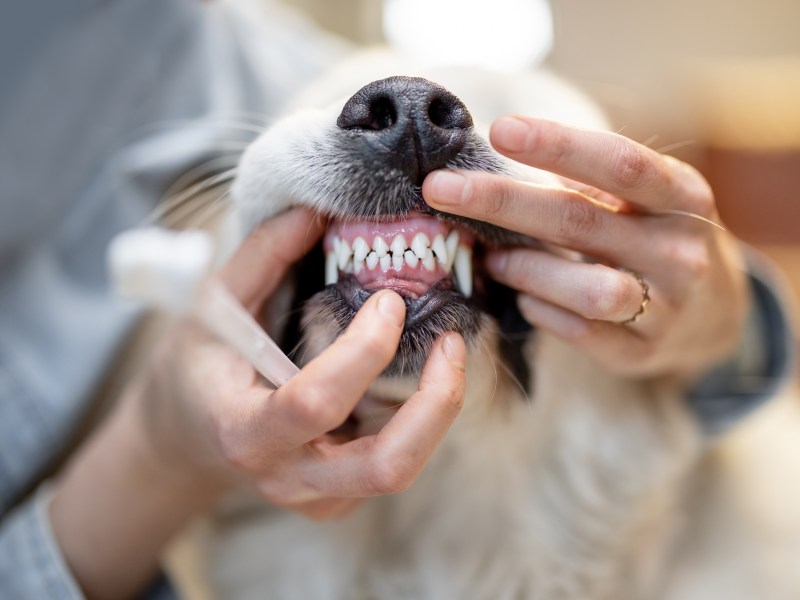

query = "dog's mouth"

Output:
[[324, 209, 474, 314], [294, 209, 487, 378]]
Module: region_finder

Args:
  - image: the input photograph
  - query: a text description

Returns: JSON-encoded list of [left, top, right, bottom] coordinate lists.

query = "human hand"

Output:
[[137, 207, 467, 520], [422, 116, 749, 382]]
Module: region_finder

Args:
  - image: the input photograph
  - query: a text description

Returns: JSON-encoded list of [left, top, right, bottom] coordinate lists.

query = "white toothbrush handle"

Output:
[[195, 281, 300, 388]]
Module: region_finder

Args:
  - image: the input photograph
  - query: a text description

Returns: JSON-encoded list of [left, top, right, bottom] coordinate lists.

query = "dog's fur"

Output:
[[166, 53, 800, 600]]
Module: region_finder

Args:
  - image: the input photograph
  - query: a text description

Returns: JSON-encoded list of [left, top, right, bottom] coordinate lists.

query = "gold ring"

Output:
[[618, 270, 650, 325]]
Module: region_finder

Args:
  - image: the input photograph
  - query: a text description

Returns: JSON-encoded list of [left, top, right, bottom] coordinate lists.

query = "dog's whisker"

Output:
[[159, 158, 241, 212], [150, 167, 238, 227]]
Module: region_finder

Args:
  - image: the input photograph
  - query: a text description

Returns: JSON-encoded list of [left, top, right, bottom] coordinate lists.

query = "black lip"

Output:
[[333, 275, 469, 329]]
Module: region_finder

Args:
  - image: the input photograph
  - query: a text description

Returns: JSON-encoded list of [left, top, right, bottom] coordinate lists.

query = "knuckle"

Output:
[[668, 237, 711, 283], [543, 125, 573, 167], [366, 457, 415, 495], [215, 416, 261, 472], [477, 178, 513, 219], [293, 385, 347, 430], [557, 195, 599, 242], [611, 142, 653, 190]]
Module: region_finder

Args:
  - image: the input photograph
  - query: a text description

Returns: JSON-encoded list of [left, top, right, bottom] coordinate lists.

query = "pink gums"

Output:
[[324, 211, 473, 298]]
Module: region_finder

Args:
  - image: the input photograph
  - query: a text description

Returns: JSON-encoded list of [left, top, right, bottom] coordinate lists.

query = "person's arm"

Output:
[[43, 208, 466, 600]]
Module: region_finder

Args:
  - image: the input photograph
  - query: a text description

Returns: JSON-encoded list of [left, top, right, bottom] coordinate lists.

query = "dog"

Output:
[[165, 54, 800, 600]]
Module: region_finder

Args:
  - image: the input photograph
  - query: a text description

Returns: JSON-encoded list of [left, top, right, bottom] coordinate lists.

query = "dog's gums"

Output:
[[323, 211, 474, 298]]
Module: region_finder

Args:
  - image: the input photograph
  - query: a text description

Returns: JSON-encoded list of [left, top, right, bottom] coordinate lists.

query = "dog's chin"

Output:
[[302, 276, 483, 377]]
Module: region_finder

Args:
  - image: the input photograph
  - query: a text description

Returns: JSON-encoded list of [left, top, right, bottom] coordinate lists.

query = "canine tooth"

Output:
[[392, 251, 404, 271], [373, 235, 389, 257], [390, 234, 407, 257], [453, 245, 473, 298], [411, 232, 430, 259], [422, 249, 435, 272], [337, 238, 352, 270], [404, 250, 419, 269], [380, 254, 391, 272], [445, 231, 460, 271], [353, 236, 369, 262], [366, 251, 379, 270], [353, 259, 363, 275], [431, 234, 448, 267], [325, 251, 338, 285]]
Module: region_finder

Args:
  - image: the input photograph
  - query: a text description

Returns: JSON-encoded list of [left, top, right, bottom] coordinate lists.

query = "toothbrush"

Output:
[[107, 227, 300, 388]]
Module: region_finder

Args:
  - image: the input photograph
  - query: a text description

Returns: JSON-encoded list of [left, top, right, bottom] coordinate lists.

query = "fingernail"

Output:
[[486, 251, 508, 275], [376, 290, 406, 327], [441, 333, 466, 372], [425, 170, 467, 206], [491, 116, 532, 153]]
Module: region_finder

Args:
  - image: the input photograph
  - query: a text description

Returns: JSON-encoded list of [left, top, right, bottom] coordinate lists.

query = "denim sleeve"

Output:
[[687, 255, 795, 435]]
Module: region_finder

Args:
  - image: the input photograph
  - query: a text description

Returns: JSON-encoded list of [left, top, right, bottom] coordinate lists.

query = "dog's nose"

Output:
[[336, 76, 473, 185]]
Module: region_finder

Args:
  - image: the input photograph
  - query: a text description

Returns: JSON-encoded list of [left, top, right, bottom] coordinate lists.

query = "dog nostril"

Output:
[[368, 96, 397, 130], [427, 96, 470, 130]]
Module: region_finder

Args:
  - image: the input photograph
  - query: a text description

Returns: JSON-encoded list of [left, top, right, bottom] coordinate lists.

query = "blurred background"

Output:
[[275, 0, 800, 321]]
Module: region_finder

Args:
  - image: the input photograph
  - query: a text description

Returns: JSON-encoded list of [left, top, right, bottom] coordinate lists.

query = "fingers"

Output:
[[222, 291, 407, 461], [487, 249, 646, 323], [294, 333, 467, 498], [488, 116, 716, 216], [218, 207, 326, 312], [513, 294, 663, 377]]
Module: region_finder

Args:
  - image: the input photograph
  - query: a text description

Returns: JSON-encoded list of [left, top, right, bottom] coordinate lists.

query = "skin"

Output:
[[50, 207, 467, 600], [423, 115, 750, 383]]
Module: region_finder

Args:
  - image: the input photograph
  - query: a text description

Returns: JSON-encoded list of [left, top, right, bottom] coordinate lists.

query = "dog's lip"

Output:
[[334, 275, 466, 328]]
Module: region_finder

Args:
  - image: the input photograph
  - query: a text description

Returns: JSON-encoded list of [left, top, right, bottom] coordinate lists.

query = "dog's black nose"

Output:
[[336, 76, 473, 185]]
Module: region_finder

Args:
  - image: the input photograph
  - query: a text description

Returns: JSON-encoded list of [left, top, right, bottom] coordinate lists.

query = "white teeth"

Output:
[[373, 235, 389, 257], [352, 236, 369, 262], [325, 250, 338, 285], [390, 234, 407, 257], [422, 248, 436, 272], [337, 238, 351, 270], [411, 232, 430, 259], [325, 229, 470, 292], [431, 234, 447, 267], [404, 249, 419, 269], [453, 245, 472, 298]]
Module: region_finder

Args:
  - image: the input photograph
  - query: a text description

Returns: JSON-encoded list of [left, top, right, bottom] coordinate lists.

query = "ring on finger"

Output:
[[617, 269, 650, 325]]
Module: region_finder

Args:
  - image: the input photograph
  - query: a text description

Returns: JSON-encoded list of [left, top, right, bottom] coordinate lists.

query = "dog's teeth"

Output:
[[390, 234, 407, 257], [366, 251, 379, 270], [411, 233, 430, 259], [431, 234, 448, 268], [373, 235, 389, 257], [404, 249, 419, 269], [337, 239, 352, 270], [421, 249, 436, 272], [453, 245, 472, 298], [380, 254, 391, 272], [445, 231, 460, 271], [392, 251, 404, 271], [325, 251, 338, 285], [353, 236, 369, 262]]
